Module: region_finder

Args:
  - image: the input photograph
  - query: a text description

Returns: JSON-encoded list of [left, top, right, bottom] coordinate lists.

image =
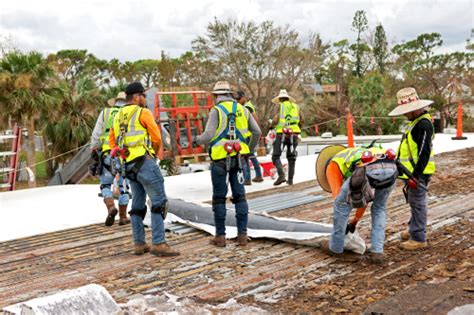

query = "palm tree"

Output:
[[42, 76, 100, 174], [0, 51, 63, 187]]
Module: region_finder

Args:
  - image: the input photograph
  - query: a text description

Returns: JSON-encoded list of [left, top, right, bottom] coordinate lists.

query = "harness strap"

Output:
[[209, 102, 247, 147]]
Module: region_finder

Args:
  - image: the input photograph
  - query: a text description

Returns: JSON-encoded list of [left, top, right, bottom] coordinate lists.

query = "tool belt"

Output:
[[365, 160, 398, 189]]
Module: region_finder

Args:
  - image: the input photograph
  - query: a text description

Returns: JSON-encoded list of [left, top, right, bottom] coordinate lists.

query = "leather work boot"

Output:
[[150, 243, 180, 257], [400, 230, 410, 241], [252, 176, 264, 183], [237, 233, 248, 246], [118, 204, 130, 225], [319, 240, 343, 257], [244, 180, 252, 186], [104, 198, 118, 227], [273, 175, 286, 186], [287, 178, 293, 185], [210, 235, 226, 247], [363, 252, 384, 265], [134, 243, 150, 255], [400, 239, 428, 251]]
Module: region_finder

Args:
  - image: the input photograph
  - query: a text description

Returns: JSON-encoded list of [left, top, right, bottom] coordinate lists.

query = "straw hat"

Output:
[[388, 87, 433, 117], [272, 89, 296, 104], [212, 81, 232, 95], [107, 92, 127, 107], [316, 145, 346, 193]]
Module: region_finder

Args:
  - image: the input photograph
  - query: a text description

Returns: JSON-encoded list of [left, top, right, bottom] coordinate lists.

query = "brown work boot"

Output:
[[400, 239, 428, 251], [237, 233, 248, 246], [210, 235, 226, 247], [134, 243, 150, 255], [118, 204, 130, 225], [104, 198, 118, 227], [150, 243, 180, 257], [252, 176, 264, 183], [400, 230, 410, 241], [244, 179, 252, 186], [363, 252, 385, 265], [273, 175, 286, 186], [319, 240, 342, 257]]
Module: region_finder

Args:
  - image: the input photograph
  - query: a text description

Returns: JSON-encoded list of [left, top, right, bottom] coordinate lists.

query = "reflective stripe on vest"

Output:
[[99, 107, 120, 153], [209, 101, 250, 160], [397, 113, 436, 179], [332, 146, 386, 178], [113, 104, 155, 163], [276, 101, 301, 133]]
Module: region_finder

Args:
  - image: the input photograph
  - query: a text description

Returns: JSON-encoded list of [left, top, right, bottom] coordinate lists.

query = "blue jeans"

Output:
[[127, 157, 167, 245], [243, 151, 262, 181], [211, 158, 248, 236], [329, 166, 395, 254], [99, 155, 129, 206]]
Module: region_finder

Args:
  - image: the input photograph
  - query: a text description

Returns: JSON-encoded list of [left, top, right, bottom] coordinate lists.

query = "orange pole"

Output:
[[346, 111, 355, 147], [452, 101, 467, 140]]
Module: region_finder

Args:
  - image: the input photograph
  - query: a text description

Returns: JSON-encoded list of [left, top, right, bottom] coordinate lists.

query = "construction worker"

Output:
[[271, 89, 304, 186], [195, 81, 261, 247], [235, 90, 263, 185], [389, 87, 436, 251], [317, 144, 398, 263], [90, 92, 130, 226], [109, 82, 179, 257]]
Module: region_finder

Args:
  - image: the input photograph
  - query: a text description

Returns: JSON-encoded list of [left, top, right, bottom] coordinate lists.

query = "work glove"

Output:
[[407, 178, 418, 190]]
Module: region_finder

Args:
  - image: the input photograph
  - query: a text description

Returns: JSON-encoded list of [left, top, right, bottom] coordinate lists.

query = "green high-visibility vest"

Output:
[[209, 101, 250, 160], [397, 113, 436, 179], [112, 104, 155, 163], [276, 101, 300, 133]]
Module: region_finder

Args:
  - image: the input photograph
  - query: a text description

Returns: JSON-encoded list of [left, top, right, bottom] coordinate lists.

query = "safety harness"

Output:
[[210, 102, 246, 184]]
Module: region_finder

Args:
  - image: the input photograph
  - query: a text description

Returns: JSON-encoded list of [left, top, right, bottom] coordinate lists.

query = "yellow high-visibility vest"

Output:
[[112, 104, 155, 163], [99, 107, 119, 154], [209, 101, 250, 160], [332, 146, 386, 178], [397, 113, 436, 179], [276, 101, 300, 133]]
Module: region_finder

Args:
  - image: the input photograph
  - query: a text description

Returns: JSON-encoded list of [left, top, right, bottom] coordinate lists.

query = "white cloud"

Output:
[[0, 0, 471, 61]]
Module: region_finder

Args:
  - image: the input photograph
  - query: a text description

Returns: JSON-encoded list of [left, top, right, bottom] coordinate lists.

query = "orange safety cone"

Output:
[[346, 110, 355, 147], [452, 101, 467, 140]]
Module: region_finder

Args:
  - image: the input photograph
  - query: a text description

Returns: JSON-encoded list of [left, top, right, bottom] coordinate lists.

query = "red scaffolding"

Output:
[[154, 90, 213, 160]]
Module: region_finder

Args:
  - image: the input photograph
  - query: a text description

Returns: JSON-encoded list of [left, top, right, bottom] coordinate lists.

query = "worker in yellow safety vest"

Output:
[[194, 81, 261, 248], [109, 82, 179, 257], [90, 92, 130, 226], [316, 143, 398, 264], [389, 87, 436, 251], [270, 89, 304, 186], [235, 90, 263, 185]]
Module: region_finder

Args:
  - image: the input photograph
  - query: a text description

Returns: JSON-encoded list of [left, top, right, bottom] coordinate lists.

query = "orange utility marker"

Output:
[[452, 101, 467, 140]]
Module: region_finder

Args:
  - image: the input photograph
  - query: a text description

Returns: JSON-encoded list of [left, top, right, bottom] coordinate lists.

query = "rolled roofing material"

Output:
[[164, 199, 365, 254]]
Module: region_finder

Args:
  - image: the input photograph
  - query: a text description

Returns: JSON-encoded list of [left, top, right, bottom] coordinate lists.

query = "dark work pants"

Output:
[[211, 158, 248, 236], [407, 176, 431, 242], [272, 134, 298, 180]]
